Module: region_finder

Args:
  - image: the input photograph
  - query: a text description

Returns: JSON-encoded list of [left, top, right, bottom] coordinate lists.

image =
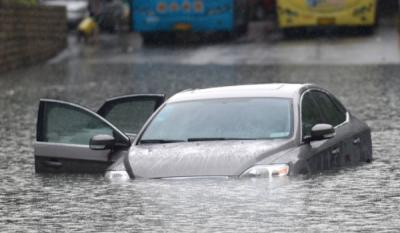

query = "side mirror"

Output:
[[90, 134, 115, 150], [304, 124, 335, 143]]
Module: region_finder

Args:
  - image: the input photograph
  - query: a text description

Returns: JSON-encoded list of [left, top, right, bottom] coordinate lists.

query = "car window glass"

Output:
[[330, 95, 347, 116], [102, 100, 157, 134], [43, 103, 113, 145], [311, 91, 346, 126], [141, 98, 293, 141], [301, 92, 324, 137]]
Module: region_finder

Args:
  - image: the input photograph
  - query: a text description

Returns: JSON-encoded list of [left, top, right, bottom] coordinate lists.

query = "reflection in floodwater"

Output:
[[1, 63, 400, 232]]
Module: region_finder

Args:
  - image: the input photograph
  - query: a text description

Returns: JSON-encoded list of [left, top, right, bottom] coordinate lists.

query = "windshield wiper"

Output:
[[187, 137, 255, 142], [139, 139, 186, 144], [140, 137, 260, 144]]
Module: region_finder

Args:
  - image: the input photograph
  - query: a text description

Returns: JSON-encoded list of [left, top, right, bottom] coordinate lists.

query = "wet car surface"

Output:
[[104, 84, 372, 179], [33, 83, 371, 179], [1, 63, 400, 232]]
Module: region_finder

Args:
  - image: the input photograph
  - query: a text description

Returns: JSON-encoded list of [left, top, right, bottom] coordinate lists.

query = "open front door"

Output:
[[35, 99, 131, 173], [35, 95, 164, 174], [97, 94, 165, 137]]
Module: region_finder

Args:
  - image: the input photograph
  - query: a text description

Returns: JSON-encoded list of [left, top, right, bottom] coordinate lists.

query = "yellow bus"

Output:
[[277, 0, 378, 34]]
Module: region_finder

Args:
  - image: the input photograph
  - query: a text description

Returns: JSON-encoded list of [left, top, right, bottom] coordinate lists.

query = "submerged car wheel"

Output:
[[282, 28, 305, 39], [141, 33, 159, 44], [357, 26, 375, 35], [238, 12, 250, 35]]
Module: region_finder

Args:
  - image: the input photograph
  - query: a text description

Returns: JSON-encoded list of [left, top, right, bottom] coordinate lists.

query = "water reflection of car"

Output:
[[40, 0, 89, 26], [34, 84, 372, 180]]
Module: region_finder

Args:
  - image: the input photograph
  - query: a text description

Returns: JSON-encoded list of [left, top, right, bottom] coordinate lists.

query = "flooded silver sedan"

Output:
[[32, 82, 372, 179], [103, 83, 372, 180]]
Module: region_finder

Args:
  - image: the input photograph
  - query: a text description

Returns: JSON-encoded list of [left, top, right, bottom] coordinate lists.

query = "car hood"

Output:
[[128, 140, 291, 178]]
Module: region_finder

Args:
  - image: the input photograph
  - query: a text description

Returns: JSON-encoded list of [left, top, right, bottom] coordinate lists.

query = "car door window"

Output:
[[330, 95, 347, 116], [39, 101, 117, 145], [100, 100, 156, 134], [97, 95, 164, 135], [301, 92, 324, 137], [311, 91, 346, 127]]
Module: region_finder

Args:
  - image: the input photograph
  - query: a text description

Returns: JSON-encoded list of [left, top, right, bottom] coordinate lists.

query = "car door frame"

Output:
[[298, 88, 348, 173], [35, 99, 132, 173], [35, 94, 166, 174], [309, 89, 355, 167], [97, 94, 165, 117], [97, 94, 165, 139]]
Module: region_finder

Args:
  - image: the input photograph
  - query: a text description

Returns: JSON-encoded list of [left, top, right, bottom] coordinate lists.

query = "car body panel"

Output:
[[35, 147, 128, 173], [125, 116, 371, 178], [128, 140, 293, 178]]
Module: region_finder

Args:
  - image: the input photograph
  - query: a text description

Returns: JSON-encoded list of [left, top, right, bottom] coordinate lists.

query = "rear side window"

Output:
[[311, 91, 347, 127]]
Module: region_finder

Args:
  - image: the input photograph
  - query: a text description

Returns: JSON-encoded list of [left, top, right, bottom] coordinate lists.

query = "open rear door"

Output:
[[97, 94, 165, 137]]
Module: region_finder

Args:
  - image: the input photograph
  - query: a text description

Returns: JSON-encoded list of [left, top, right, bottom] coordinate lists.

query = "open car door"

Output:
[[97, 94, 165, 138], [34, 95, 164, 173]]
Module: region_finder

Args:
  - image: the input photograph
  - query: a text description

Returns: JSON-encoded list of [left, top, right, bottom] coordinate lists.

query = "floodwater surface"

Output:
[[1, 63, 400, 232]]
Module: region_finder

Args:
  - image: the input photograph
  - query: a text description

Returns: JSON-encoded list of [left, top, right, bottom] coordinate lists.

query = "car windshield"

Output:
[[139, 98, 292, 143]]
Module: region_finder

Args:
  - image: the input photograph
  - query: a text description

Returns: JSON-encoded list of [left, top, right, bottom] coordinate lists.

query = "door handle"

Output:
[[43, 160, 63, 168], [353, 137, 361, 145], [331, 148, 341, 155]]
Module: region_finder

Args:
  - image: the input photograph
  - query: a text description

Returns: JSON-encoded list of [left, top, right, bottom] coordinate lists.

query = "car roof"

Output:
[[167, 83, 316, 103]]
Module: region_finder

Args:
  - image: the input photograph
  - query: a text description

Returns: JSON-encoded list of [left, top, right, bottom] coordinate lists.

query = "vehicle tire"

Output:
[[142, 32, 176, 45], [282, 28, 297, 38], [217, 31, 233, 40], [236, 4, 250, 35], [238, 15, 249, 35], [365, 26, 375, 35], [283, 27, 307, 38], [358, 26, 374, 35], [254, 4, 266, 21], [142, 33, 159, 45]]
